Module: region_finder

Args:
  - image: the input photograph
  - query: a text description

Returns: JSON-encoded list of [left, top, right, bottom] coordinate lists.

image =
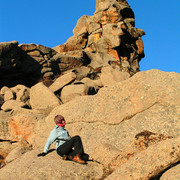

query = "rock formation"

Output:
[[54, 0, 145, 76], [0, 0, 179, 179], [0, 0, 144, 89], [0, 69, 179, 179]]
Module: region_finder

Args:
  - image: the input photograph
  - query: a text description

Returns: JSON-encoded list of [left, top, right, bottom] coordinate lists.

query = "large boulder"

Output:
[[45, 69, 180, 126], [0, 69, 179, 180], [53, 0, 145, 76], [60, 84, 89, 103], [5, 146, 32, 164], [36, 70, 180, 169], [0, 150, 104, 180], [29, 82, 61, 110], [80, 77, 103, 93], [52, 53, 89, 72], [0, 108, 45, 143], [105, 136, 180, 180], [0, 108, 45, 167], [49, 72, 77, 92]]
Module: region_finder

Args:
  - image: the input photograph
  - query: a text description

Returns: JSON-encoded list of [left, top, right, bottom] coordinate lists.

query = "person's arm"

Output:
[[43, 129, 56, 153], [37, 129, 56, 157], [37, 152, 47, 157]]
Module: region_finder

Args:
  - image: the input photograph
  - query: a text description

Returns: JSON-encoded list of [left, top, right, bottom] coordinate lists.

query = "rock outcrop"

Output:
[[106, 136, 180, 180], [54, 0, 145, 76], [0, 0, 145, 89], [0, 69, 179, 179], [0, 41, 42, 88], [0, 0, 179, 179]]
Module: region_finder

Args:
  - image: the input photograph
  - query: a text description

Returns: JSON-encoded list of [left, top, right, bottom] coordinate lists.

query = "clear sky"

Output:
[[0, 0, 180, 73]]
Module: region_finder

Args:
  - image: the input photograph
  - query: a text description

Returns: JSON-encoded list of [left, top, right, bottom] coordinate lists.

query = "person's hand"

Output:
[[37, 152, 47, 157]]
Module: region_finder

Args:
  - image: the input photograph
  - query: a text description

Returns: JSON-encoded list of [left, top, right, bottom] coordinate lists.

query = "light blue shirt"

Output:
[[43, 125, 71, 153]]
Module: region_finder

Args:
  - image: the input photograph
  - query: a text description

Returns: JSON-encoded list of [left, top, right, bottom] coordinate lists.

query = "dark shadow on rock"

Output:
[[0, 46, 42, 88], [0, 139, 18, 144], [150, 161, 180, 180], [121, 7, 134, 20]]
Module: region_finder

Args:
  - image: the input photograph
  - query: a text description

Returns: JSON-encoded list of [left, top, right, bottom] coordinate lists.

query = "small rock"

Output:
[[0, 86, 10, 95], [4, 89, 14, 102], [10, 85, 29, 94], [61, 84, 89, 103], [19, 43, 37, 51], [49, 72, 77, 92], [1, 100, 26, 111]]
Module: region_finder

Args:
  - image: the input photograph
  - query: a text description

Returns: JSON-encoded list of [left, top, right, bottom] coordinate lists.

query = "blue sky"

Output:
[[0, 0, 180, 73]]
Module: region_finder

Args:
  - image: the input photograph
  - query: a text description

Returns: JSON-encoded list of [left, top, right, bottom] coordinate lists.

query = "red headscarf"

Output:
[[54, 115, 66, 127]]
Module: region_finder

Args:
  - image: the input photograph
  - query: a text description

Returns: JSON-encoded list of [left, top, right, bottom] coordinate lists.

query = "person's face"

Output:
[[61, 120, 66, 127]]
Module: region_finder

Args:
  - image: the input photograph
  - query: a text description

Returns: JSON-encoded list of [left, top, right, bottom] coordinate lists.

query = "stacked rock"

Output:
[[0, 41, 43, 87], [53, 0, 145, 75], [0, 0, 145, 89]]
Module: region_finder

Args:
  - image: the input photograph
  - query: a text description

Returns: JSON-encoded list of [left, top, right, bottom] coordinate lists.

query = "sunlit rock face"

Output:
[[54, 0, 145, 76], [0, 0, 145, 88]]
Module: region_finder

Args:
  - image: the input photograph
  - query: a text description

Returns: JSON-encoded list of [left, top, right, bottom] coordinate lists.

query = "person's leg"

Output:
[[57, 135, 86, 164], [57, 139, 74, 157], [71, 135, 84, 155], [57, 135, 84, 157]]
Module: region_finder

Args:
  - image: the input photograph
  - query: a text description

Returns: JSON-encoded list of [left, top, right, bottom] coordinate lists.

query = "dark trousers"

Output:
[[57, 135, 84, 157]]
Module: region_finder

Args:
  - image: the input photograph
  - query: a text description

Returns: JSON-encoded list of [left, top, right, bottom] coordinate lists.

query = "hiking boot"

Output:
[[82, 153, 89, 161], [62, 155, 69, 160], [72, 154, 86, 164]]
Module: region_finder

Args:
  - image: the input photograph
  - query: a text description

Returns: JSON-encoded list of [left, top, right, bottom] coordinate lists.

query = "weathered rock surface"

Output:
[[49, 72, 77, 92], [0, 141, 18, 168], [3, 89, 14, 102], [0, 69, 179, 179], [0, 150, 104, 180], [54, 0, 145, 76], [160, 164, 180, 180], [100, 66, 130, 86], [105, 136, 180, 180], [5, 145, 32, 164], [0, 0, 145, 96], [31, 70, 179, 178], [60, 84, 89, 103], [45, 70, 180, 127], [0, 0, 179, 179], [30, 82, 61, 110], [1, 100, 26, 112]]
